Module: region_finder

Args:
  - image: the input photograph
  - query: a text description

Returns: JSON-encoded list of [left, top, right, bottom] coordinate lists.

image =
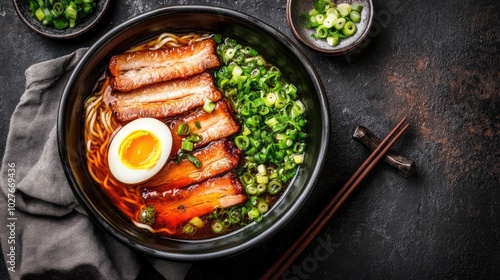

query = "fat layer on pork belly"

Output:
[[110, 39, 220, 91], [143, 139, 241, 191], [145, 172, 246, 232], [167, 99, 240, 156], [110, 72, 222, 123]]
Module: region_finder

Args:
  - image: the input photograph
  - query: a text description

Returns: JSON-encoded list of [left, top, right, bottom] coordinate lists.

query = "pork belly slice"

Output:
[[168, 100, 240, 156], [145, 172, 246, 232], [143, 139, 241, 191], [110, 73, 222, 123], [110, 39, 220, 91]]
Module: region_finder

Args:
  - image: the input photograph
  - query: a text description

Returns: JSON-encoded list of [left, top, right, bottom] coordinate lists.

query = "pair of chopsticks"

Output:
[[260, 117, 410, 280]]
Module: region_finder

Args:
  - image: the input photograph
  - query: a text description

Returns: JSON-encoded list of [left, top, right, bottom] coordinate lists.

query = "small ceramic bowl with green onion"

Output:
[[12, 0, 110, 39], [286, 0, 373, 55]]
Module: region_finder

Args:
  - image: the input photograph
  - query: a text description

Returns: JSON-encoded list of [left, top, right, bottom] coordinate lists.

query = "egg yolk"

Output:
[[118, 130, 161, 170]]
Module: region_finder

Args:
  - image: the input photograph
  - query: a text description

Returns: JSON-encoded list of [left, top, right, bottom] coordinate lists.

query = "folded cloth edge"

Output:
[[0, 49, 191, 280]]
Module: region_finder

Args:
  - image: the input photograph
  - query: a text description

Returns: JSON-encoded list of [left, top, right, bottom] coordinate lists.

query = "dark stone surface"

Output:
[[1, 0, 499, 279]]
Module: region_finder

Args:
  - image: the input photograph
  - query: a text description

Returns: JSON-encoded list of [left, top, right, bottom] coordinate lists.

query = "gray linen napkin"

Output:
[[0, 49, 191, 280]]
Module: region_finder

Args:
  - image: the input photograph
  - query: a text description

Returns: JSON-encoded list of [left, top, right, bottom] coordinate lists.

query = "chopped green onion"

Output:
[[235, 135, 250, 150], [29, 0, 39, 14], [350, 10, 361, 23], [257, 164, 267, 175], [265, 92, 277, 106], [241, 101, 257, 116], [322, 14, 337, 29], [257, 200, 269, 214], [211, 221, 224, 233], [267, 180, 283, 195], [256, 184, 267, 195], [274, 93, 287, 109], [278, 138, 294, 150], [308, 15, 320, 28], [54, 18, 69, 30], [241, 127, 251, 136], [245, 115, 261, 127], [228, 209, 241, 224], [189, 216, 204, 228], [224, 49, 236, 62], [352, 4, 364, 12], [246, 185, 258, 195], [291, 101, 305, 118], [213, 36, 308, 227], [187, 155, 202, 168], [256, 175, 269, 184], [186, 133, 203, 143], [343, 21, 357, 36], [203, 99, 216, 113], [35, 8, 45, 21], [316, 25, 329, 38], [326, 7, 339, 17], [51, 2, 64, 16], [314, 14, 325, 25], [177, 123, 191, 136], [241, 172, 255, 185], [212, 34, 223, 44], [176, 151, 187, 165], [255, 56, 266, 66], [232, 65, 243, 77], [83, 3, 93, 14], [269, 169, 279, 179], [293, 142, 306, 153], [336, 3, 352, 17], [293, 154, 304, 164], [314, 0, 331, 13], [265, 117, 278, 127], [333, 17, 346, 30], [64, 5, 78, 21], [327, 35, 339, 46], [275, 133, 286, 141], [286, 84, 297, 99], [248, 208, 260, 220], [259, 105, 270, 115], [181, 140, 194, 151], [182, 223, 196, 235], [284, 156, 297, 170]]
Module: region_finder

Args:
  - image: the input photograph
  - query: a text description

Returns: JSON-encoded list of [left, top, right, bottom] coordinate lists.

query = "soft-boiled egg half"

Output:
[[108, 118, 172, 184]]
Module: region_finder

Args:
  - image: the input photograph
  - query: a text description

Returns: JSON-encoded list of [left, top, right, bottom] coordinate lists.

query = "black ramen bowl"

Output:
[[58, 6, 330, 261]]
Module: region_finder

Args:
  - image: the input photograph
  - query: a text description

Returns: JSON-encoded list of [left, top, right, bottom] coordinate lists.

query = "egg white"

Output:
[[107, 118, 172, 184]]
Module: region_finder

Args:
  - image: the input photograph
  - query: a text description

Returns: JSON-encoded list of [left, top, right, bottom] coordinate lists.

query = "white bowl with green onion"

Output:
[[286, 0, 374, 55]]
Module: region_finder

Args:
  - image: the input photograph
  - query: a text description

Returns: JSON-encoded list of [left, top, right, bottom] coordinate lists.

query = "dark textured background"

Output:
[[1, 0, 499, 279]]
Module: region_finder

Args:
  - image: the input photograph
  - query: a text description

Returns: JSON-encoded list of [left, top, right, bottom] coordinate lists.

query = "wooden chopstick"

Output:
[[260, 117, 409, 280]]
